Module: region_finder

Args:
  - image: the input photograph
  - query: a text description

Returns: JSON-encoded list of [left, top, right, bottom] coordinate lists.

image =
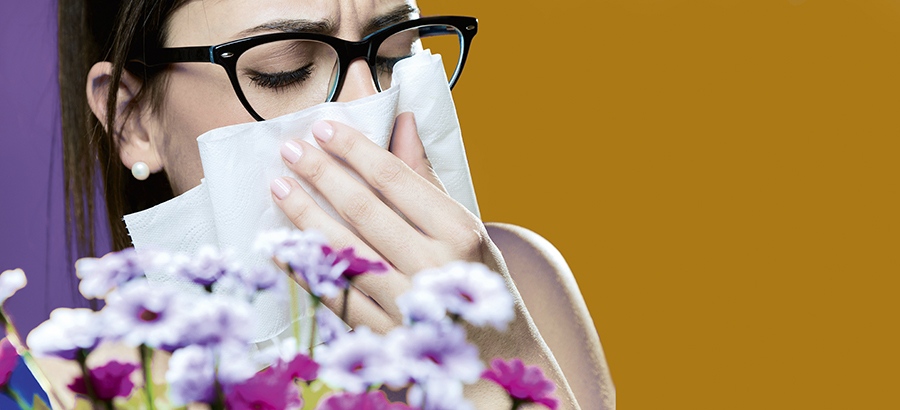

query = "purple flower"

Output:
[[75, 248, 169, 299], [165, 345, 215, 405], [0, 269, 26, 306], [396, 289, 447, 325], [255, 229, 348, 297], [481, 358, 560, 410], [170, 245, 241, 287], [316, 307, 348, 344], [254, 228, 328, 264], [412, 262, 514, 330], [101, 280, 192, 349], [317, 326, 400, 392], [68, 361, 139, 401], [215, 342, 258, 386], [224, 365, 302, 410], [177, 295, 252, 348], [408, 379, 474, 410], [318, 391, 412, 410], [387, 321, 482, 385], [27, 308, 102, 359], [0, 338, 18, 387], [321, 246, 388, 277], [239, 265, 284, 294]]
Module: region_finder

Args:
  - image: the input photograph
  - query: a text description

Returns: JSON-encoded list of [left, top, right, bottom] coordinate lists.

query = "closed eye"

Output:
[[246, 63, 315, 91]]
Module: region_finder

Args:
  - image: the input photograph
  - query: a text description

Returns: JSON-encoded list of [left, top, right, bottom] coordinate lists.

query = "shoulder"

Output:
[[484, 222, 568, 270], [484, 222, 577, 290]]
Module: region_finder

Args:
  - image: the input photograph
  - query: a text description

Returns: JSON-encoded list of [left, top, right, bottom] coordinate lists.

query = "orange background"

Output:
[[431, 0, 899, 408]]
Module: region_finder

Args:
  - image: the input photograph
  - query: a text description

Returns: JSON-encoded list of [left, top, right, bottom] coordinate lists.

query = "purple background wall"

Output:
[[0, 1, 98, 335]]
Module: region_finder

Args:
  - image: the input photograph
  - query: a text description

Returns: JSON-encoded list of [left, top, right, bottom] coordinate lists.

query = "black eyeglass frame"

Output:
[[133, 15, 478, 121]]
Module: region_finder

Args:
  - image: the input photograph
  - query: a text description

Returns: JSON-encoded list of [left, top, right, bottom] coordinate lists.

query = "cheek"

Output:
[[157, 65, 256, 195]]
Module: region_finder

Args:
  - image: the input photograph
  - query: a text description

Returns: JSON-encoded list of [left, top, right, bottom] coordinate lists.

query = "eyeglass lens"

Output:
[[235, 24, 464, 120]]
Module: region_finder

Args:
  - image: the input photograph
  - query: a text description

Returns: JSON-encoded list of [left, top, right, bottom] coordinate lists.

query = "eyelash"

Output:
[[247, 63, 314, 90]]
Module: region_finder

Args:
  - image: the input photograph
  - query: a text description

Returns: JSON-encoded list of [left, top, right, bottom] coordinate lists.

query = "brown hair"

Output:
[[59, 0, 189, 257]]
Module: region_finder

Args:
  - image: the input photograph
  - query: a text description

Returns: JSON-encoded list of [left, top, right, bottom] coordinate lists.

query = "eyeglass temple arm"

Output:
[[137, 46, 213, 67]]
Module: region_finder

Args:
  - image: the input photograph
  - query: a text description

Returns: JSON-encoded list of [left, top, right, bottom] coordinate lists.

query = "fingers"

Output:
[[308, 118, 481, 249], [389, 112, 446, 191], [270, 176, 412, 321]]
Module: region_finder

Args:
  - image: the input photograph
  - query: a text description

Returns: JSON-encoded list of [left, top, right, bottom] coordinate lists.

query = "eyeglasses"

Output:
[[133, 15, 478, 121]]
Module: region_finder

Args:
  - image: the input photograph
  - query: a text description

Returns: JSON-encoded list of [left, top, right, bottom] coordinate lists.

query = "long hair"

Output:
[[58, 0, 187, 257]]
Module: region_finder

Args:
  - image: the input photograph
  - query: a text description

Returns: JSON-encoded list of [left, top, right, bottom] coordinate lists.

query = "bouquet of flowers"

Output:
[[0, 228, 560, 410]]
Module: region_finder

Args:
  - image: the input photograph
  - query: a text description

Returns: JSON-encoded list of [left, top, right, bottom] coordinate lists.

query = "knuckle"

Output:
[[284, 199, 313, 228], [342, 191, 376, 227], [302, 155, 328, 185], [371, 157, 405, 191], [331, 129, 358, 159], [445, 222, 485, 258]]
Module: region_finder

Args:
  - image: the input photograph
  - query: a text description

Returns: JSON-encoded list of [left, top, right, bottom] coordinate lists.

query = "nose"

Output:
[[336, 58, 378, 102]]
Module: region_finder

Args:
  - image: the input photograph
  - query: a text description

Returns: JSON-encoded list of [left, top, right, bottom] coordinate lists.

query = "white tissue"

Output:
[[124, 51, 479, 343]]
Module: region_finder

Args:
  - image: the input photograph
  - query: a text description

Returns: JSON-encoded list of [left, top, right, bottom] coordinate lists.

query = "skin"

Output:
[[84, 0, 614, 408]]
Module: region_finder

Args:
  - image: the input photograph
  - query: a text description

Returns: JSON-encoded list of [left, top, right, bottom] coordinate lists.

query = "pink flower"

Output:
[[321, 246, 387, 278], [67, 361, 139, 401], [481, 358, 560, 410], [0, 337, 19, 387], [278, 352, 319, 381], [317, 391, 412, 410], [224, 366, 302, 410]]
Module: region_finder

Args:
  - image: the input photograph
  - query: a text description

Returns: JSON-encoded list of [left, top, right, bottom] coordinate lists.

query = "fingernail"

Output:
[[280, 140, 303, 164], [271, 177, 291, 199], [312, 121, 334, 143]]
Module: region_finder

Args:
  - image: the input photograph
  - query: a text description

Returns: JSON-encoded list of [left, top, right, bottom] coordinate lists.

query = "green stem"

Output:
[[2, 387, 32, 410], [75, 350, 102, 408], [289, 274, 302, 352], [510, 398, 525, 410], [309, 297, 319, 360], [139, 345, 156, 410], [341, 286, 350, 323]]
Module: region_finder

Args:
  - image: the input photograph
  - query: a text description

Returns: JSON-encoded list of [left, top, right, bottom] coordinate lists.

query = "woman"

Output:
[[60, 0, 614, 408]]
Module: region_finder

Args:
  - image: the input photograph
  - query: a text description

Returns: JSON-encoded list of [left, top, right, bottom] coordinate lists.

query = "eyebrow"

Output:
[[234, 4, 420, 40], [362, 4, 420, 36], [235, 19, 337, 38]]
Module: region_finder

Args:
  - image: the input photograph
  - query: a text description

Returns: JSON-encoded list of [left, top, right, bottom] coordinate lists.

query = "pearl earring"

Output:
[[132, 162, 150, 181]]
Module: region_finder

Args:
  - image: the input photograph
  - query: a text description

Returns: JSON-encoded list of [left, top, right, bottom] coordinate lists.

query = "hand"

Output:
[[270, 113, 580, 409], [270, 112, 506, 331]]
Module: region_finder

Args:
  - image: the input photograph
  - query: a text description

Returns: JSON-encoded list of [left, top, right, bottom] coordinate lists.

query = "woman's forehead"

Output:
[[166, 0, 418, 47]]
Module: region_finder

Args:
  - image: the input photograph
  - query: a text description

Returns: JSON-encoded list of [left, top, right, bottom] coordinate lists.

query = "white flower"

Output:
[[216, 342, 257, 386], [413, 262, 514, 330], [27, 308, 102, 359], [0, 269, 26, 305], [101, 280, 192, 349], [316, 306, 349, 345], [316, 326, 401, 392], [178, 294, 253, 348], [76, 248, 171, 299], [166, 345, 215, 405], [396, 288, 447, 325], [254, 228, 328, 263], [171, 245, 242, 287], [386, 321, 482, 385]]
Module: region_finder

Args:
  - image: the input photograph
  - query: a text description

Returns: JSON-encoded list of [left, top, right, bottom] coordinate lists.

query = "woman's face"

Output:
[[145, 0, 419, 195]]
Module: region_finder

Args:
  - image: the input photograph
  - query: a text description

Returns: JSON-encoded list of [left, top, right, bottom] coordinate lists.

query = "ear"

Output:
[[86, 62, 163, 174]]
